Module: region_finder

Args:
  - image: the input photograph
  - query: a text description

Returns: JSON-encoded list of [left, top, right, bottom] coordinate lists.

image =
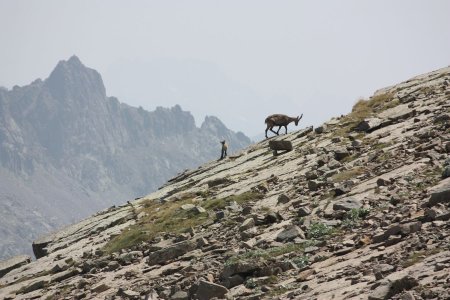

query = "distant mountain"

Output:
[[0, 56, 251, 259]]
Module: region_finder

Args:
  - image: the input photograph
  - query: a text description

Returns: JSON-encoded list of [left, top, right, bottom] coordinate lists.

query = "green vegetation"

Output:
[[331, 167, 366, 183], [335, 92, 396, 135], [104, 197, 208, 253], [307, 222, 333, 239], [225, 241, 316, 269], [104, 191, 264, 254], [402, 248, 441, 268], [225, 243, 305, 266], [291, 255, 309, 269], [342, 208, 370, 229], [201, 191, 264, 211]]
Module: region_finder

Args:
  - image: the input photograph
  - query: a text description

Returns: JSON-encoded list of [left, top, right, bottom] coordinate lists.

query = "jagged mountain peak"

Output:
[[45, 55, 106, 100]]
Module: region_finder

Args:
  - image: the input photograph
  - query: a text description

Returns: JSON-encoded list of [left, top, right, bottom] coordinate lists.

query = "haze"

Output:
[[1, 0, 449, 138]]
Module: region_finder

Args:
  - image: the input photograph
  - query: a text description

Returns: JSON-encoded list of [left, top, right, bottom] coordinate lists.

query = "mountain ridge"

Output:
[[0, 56, 251, 260]]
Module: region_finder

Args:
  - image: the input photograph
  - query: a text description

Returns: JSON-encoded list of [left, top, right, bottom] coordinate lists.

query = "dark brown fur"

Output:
[[264, 114, 303, 138]]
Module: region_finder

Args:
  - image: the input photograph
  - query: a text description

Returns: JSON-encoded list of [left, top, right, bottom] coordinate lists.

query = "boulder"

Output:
[[196, 280, 229, 300], [298, 206, 311, 217], [221, 260, 262, 279], [0, 255, 31, 278], [277, 194, 290, 204], [426, 178, 450, 206], [269, 140, 293, 152], [32, 234, 55, 259], [333, 197, 362, 211], [147, 240, 197, 266], [276, 225, 305, 242], [333, 146, 350, 161], [171, 291, 189, 300], [308, 180, 322, 191], [372, 222, 422, 243], [314, 125, 327, 134], [356, 118, 383, 132], [239, 218, 255, 232]]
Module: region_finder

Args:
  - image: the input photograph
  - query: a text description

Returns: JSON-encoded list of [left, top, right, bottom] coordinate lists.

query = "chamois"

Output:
[[265, 114, 303, 138], [220, 140, 228, 160]]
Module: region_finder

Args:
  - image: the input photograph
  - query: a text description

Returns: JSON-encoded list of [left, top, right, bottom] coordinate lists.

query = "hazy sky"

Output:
[[1, 1, 449, 137]]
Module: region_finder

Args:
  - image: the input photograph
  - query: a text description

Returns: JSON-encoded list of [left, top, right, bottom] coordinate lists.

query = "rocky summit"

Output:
[[0, 67, 449, 299]]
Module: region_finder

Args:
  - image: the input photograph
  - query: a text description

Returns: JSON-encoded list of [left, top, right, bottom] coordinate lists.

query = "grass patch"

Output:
[[342, 208, 370, 229], [104, 198, 208, 253], [202, 191, 264, 211], [104, 191, 264, 253], [307, 222, 333, 239], [402, 248, 441, 268], [335, 92, 395, 136], [331, 167, 366, 183]]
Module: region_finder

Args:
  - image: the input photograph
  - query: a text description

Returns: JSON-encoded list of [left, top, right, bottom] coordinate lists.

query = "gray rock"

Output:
[[369, 283, 391, 300], [171, 291, 189, 300], [277, 194, 291, 204], [0, 255, 31, 278], [334, 185, 350, 196], [118, 251, 143, 265], [333, 197, 362, 211], [215, 210, 229, 220], [276, 225, 305, 242], [426, 177, 450, 206], [181, 204, 196, 211], [305, 170, 318, 180], [20, 277, 50, 294], [372, 222, 422, 243], [91, 282, 110, 293], [296, 126, 313, 138], [221, 260, 262, 279], [327, 158, 342, 169], [377, 178, 390, 186], [196, 280, 229, 300], [50, 268, 80, 283], [442, 166, 450, 179], [356, 118, 383, 132], [147, 240, 197, 266], [298, 207, 311, 217], [224, 274, 245, 288], [239, 218, 255, 232], [269, 140, 293, 153], [373, 264, 395, 280], [315, 125, 327, 134], [333, 146, 350, 161], [308, 180, 322, 191]]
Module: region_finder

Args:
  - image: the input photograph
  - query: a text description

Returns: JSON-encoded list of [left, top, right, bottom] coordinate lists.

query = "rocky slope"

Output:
[[0, 56, 251, 259], [0, 67, 449, 299]]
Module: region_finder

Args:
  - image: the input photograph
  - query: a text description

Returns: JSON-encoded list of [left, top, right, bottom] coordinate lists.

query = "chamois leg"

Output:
[[276, 126, 281, 135], [271, 126, 279, 135], [265, 124, 271, 138], [285, 125, 288, 134]]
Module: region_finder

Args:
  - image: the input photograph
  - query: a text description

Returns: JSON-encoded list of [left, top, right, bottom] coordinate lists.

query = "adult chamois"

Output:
[[265, 114, 303, 138]]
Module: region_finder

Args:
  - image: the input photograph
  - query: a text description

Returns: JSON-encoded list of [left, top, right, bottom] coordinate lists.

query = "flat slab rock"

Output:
[[427, 177, 450, 206], [0, 255, 31, 278], [333, 197, 362, 211]]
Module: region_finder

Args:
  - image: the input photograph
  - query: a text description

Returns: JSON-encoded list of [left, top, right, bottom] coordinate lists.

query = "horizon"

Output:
[[1, 1, 449, 137]]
